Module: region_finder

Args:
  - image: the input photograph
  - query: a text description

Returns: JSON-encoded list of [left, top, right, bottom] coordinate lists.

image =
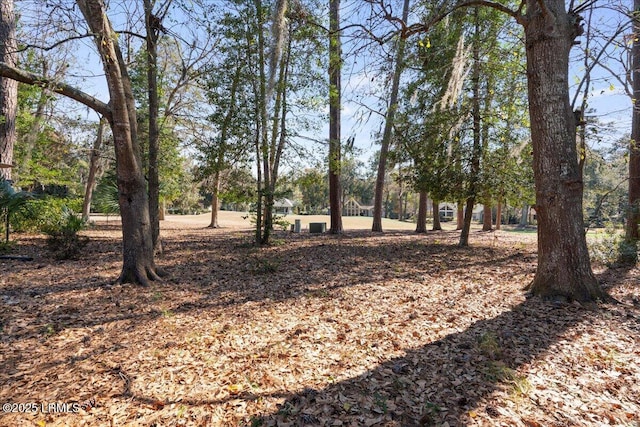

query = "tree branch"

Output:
[[14, 33, 94, 53], [453, 0, 526, 25], [0, 61, 111, 118]]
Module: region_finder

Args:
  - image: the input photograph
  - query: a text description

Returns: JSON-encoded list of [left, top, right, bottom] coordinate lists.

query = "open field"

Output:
[[93, 211, 460, 232], [0, 216, 638, 426]]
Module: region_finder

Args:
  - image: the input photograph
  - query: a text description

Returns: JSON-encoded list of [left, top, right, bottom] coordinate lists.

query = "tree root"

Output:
[[114, 264, 165, 286]]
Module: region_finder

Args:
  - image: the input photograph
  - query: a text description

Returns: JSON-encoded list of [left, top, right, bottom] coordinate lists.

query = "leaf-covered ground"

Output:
[[1, 216, 639, 427]]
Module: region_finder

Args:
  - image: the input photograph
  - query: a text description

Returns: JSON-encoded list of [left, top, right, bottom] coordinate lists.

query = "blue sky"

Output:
[[23, 0, 634, 166]]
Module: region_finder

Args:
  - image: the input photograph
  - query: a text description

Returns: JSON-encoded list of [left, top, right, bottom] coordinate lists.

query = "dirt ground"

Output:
[[0, 213, 638, 427]]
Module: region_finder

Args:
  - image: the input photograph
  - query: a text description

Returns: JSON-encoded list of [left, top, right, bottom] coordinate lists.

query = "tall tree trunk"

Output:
[[415, 189, 427, 233], [209, 63, 243, 230], [482, 202, 492, 231], [209, 171, 221, 228], [460, 8, 482, 247], [625, 0, 640, 257], [495, 198, 502, 230], [262, 35, 291, 245], [523, 0, 604, 301], [0, 0, 17, 181], [372, 0, 410, 232], [456, 203, 463, 230], [144, 0, 162, 252], [432, 198, 442, 231], [328, 0, 343, 234], [520, 203, 529, 226], [254, 0, 269, 244], [82, 117, 106, 221], [77, 0, 159, 286]]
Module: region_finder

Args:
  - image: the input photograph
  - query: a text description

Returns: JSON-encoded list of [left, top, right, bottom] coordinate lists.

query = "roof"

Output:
[[274, 198, 294, 208], [345, 198, 373, 209]]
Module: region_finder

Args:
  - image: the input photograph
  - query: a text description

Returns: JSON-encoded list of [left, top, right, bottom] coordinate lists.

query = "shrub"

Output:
[[42, 207, 88, 260], [588, 226, 639, 266], [11, 197, 83, 233]]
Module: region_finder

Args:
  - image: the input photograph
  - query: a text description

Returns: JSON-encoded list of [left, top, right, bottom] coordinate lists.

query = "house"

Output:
[[343, 198, 374, 217], [431, 200, 483, 222], [274, 198, 295, 215], [438, 202, 456, 221]]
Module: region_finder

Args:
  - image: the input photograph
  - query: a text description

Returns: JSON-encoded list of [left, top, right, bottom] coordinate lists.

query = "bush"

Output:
[[42, 207, 88, 260], [11, 197, 83, 233], [588, 226, 639, 266]]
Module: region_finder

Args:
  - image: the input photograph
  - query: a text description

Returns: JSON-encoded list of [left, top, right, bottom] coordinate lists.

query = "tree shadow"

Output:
[[249, 296, 635, 426]]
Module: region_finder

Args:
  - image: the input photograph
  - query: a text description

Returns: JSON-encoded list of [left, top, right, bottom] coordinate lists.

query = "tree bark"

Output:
[[77, 0, 159, 286], [209, 171, 221, 228], [144, 0, 162, 252], [456, 203, 463, 230], [415, 189, 427, 233], [523, 0, 604, 301], [328, 0, 343, 234], [82, 118, 106, 221], [520, 203, 528, 226], [0, 0, 17, 181], [432, 198, 442, 231], [625, 0, 640, 253], [482, 202, 492, 231], [372, 0, 410, 232]]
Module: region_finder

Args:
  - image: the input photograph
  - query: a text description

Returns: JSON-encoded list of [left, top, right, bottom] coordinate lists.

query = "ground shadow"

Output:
[[249, 295, 636, 426]]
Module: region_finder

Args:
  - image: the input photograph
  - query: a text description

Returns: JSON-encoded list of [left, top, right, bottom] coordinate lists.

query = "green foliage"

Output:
[[0, 178, 32, 216], [1, 178, 33, 242], [583, 144, 627, 227], [295, 167, 328, 214], [92, 172, 120, 216], [42, 207, 88, 260], [13, 76, 87, 194], [11, 197, 82, 233], [588, 226, 638, 266]]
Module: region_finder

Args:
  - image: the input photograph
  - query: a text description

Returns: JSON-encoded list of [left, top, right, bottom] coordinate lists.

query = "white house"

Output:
[[274, 198, 295, 215], [343, 198, 375, 217]]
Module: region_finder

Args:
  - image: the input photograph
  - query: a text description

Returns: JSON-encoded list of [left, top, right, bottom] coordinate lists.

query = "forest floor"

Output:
[[0, 213, 639, 427]]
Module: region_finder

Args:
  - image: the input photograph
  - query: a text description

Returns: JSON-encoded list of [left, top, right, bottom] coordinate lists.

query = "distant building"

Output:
[[343, 198, 374, 217], [274, 198, 295, 215]]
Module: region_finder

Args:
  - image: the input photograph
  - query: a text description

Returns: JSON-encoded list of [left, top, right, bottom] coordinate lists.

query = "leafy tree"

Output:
[[372, 0, 411, 232], [372, 0, 604, 300], [296, 167, 329, 214]]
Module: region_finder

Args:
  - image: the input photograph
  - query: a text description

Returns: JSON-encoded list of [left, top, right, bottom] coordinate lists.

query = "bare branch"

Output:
[[453, 0, 525, 25], [14, 33, 94, 53], [570, 20, 632, 108], [0, 61, 111, 118]]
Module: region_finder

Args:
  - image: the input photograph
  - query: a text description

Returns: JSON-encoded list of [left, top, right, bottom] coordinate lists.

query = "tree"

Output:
[[372, 0, 410, 232], [328, 0, 343, 233], [626, 0, 640, 257], [81, 117, 107, 221], [296, 167, 329, 214], [519, 0, 604, 300], [76, 0, 160, 285], [374, 0, 605, 300], [0, 0, 17, 181]]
